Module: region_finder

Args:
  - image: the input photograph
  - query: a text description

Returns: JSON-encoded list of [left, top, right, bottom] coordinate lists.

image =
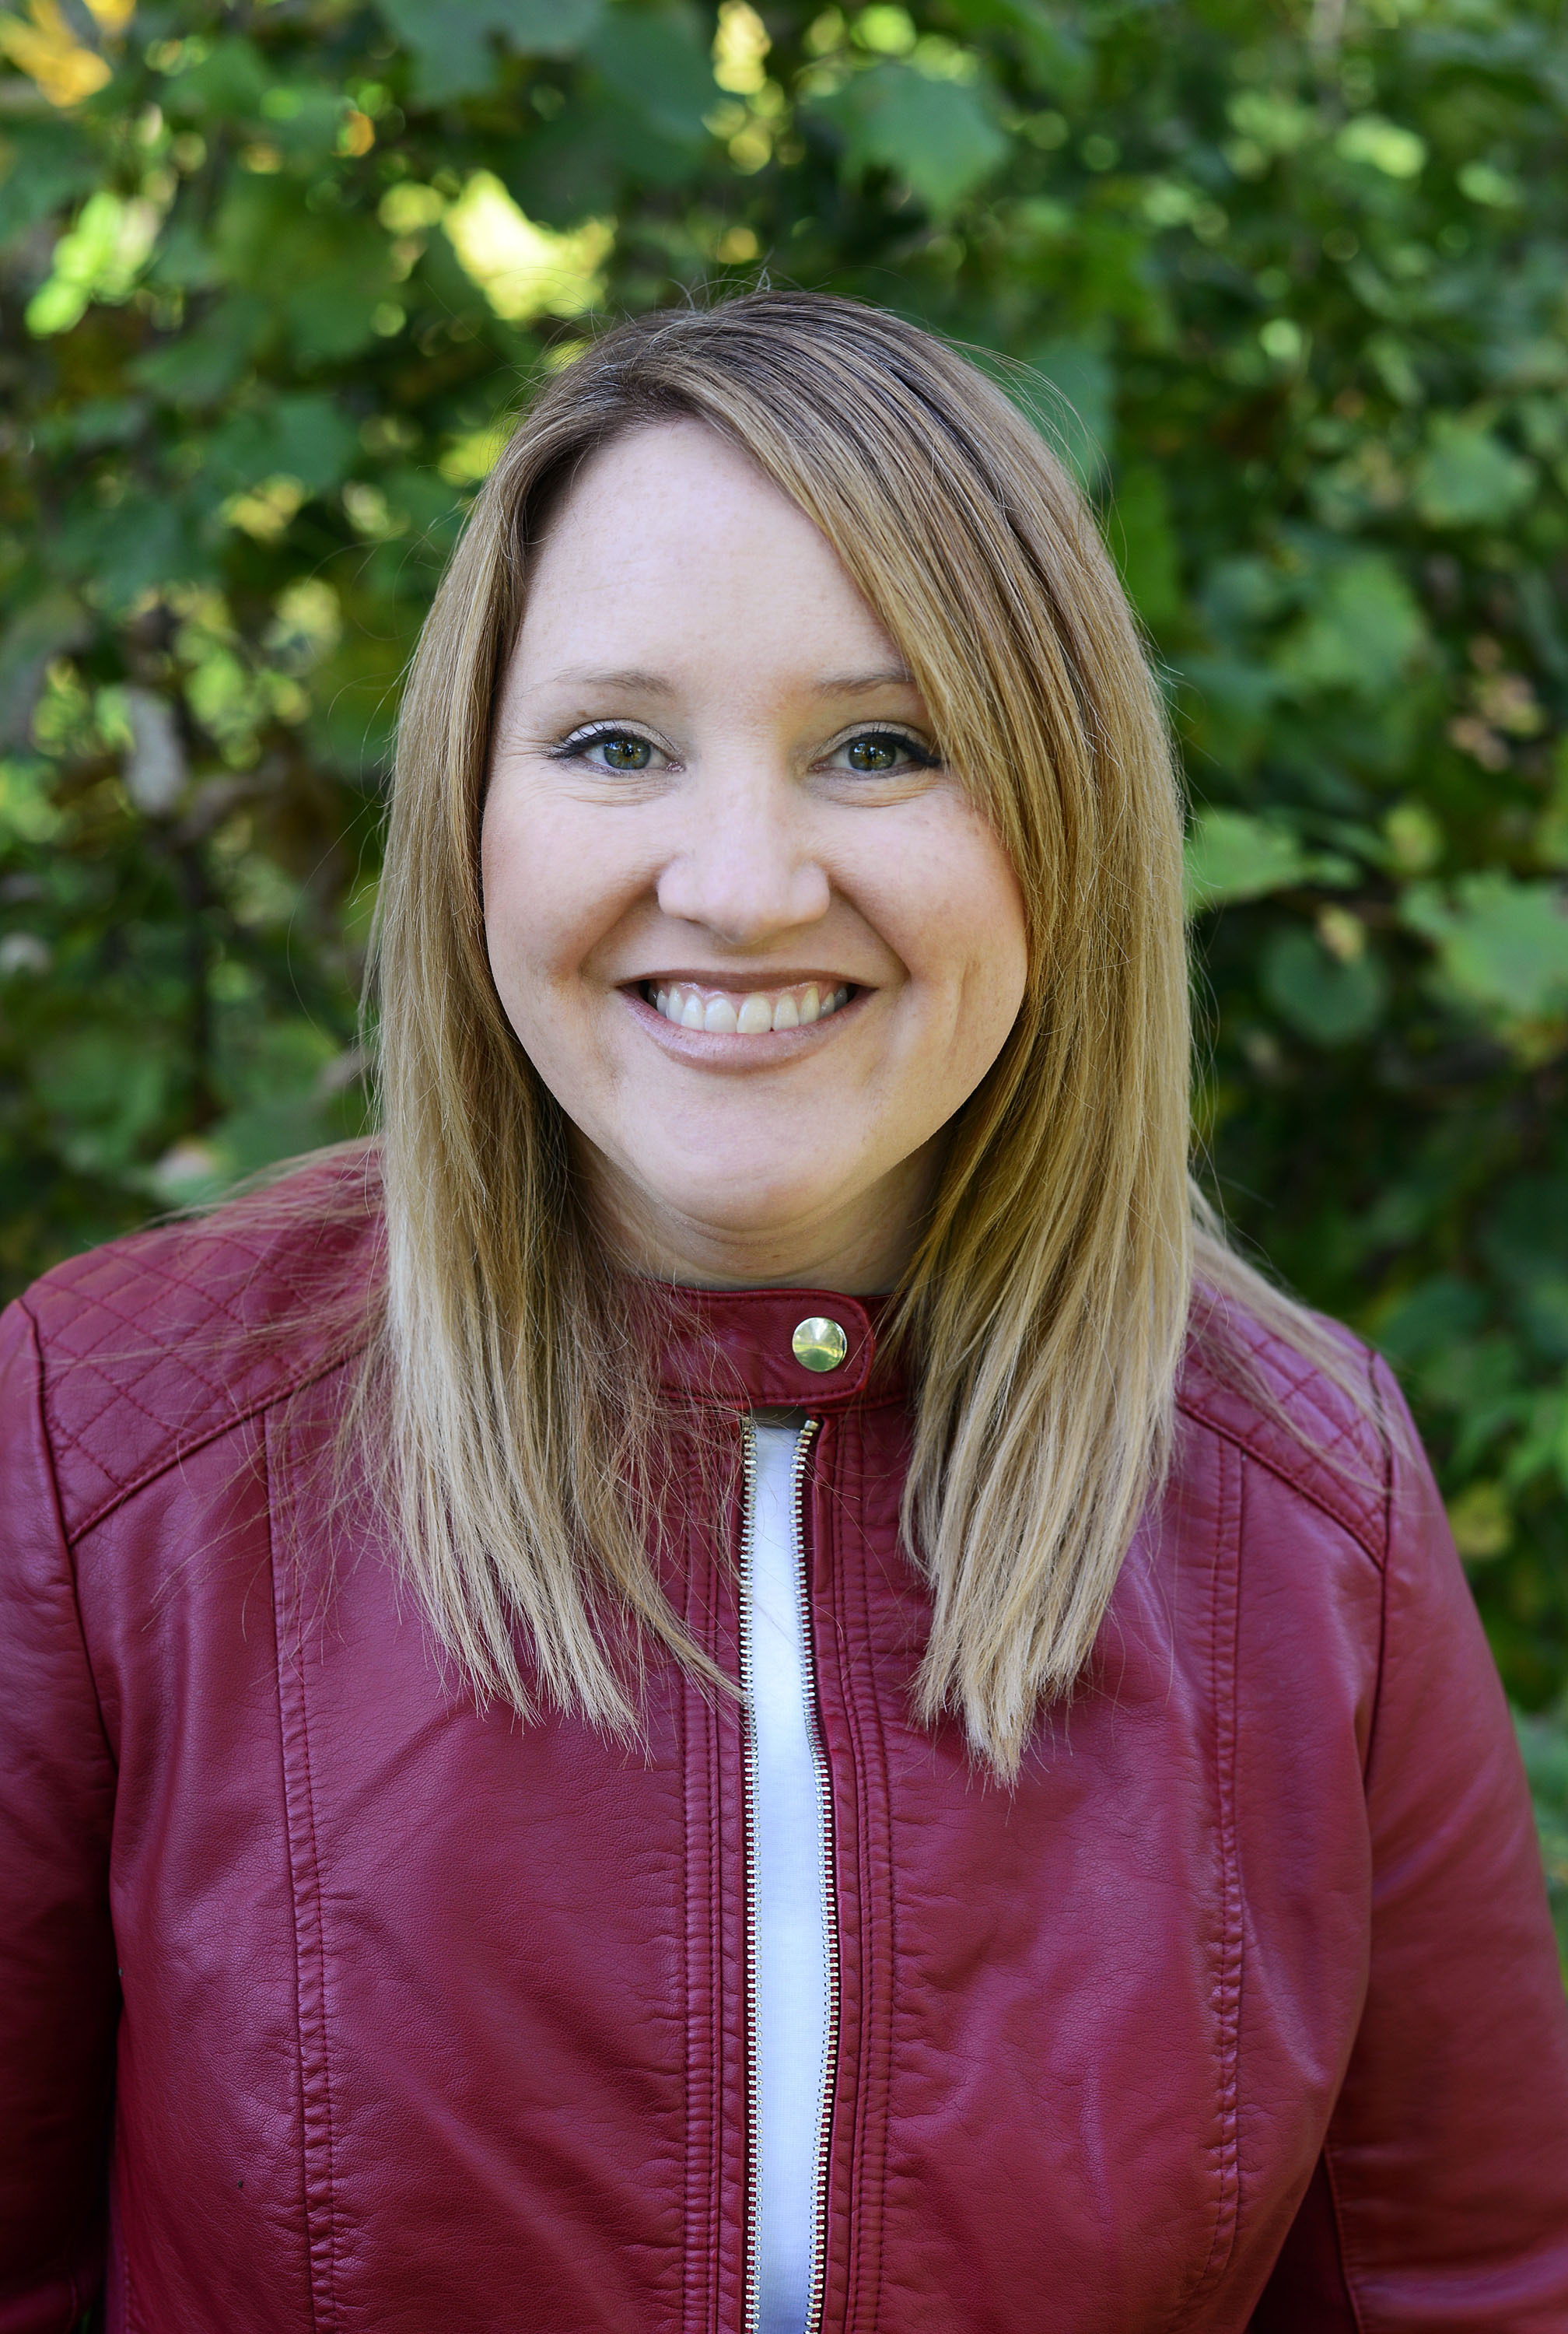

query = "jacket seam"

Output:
[[1174, 1394, 1385, 1572], [294, 1598, 341, 2334], [1318, 1369, 1397, 2333], [1357, 1358, 1400, 1785], [268, 1410, 338, 2334], [26, 1305, 368, 1541], [16, 1304, 119, 1775], [1320, 2144, 1369, 2334], [1174, 1433, 1245, 2325]]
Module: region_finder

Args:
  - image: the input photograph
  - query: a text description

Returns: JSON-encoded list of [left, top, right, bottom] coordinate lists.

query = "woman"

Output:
[[2, 293, 1565, 2334]]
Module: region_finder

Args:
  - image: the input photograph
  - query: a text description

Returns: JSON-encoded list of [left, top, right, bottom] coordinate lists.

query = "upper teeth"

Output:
[[649, 980, 852, 1035]]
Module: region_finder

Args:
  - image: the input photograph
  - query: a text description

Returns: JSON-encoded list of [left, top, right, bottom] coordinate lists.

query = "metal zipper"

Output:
[[739, 1417, 764, 2334], [738, 1415, 838, 2334], [793, 1416, 838, 2334]]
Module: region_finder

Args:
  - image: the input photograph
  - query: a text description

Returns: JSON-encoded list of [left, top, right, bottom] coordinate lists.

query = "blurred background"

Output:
[[1, 0, 1565, 1939]]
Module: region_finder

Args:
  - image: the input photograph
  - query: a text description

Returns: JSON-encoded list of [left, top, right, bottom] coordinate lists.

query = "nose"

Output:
[[654, 773, 830, 947]]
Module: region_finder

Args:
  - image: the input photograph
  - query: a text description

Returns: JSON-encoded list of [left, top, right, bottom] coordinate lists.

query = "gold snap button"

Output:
[[792, 1316, 848, 1374]]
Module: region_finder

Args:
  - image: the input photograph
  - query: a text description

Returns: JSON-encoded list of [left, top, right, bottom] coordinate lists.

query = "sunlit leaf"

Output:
[[443, 174, 611, 322], [1185, 810, 1309, 909]]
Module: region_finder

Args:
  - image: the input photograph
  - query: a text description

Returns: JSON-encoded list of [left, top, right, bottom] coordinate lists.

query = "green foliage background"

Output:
[[2, 0, 1566, 1939]]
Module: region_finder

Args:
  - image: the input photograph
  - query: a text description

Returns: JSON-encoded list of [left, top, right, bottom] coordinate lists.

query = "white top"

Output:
[[745, 1418, 832, 2334]]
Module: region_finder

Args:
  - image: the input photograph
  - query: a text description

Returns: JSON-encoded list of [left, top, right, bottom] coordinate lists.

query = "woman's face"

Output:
[[482, 420, 1028, 1291]]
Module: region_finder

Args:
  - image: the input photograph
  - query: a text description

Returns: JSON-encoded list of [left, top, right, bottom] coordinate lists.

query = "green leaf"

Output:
[[37, 1028, 177, 1175], [1185, 809, 1313, 909], [383, 0, 602, 103], [57, 494, 210, 613], [1274, 555, 1427, 698], [1412, 418, 1535, 530], [214, 183, 394, 362], [1402, 874, 1568, 1023], [0, 121, 98, 244], [1174, 657, 1282, 776], [583, 5, 716, 147], [378, 0, 500, 100], [506, 91, 688, 219], [206, 394, 361, 496], [133, 293, 271, 407], [944, 0, 1091, 97], [256, 85, 349, 163], [818, 61, 1009, 214], [1375, 1276, 1489, 1365], [1262, 928, 1388, 1046], [1334, 114, 1426, 178], [163, 37, 272, 123]]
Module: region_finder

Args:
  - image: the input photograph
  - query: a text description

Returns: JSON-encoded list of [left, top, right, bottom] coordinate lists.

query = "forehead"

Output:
[[511, 419, 901, 682]]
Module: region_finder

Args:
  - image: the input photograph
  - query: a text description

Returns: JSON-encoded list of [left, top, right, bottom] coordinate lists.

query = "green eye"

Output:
[[845, 734, 902, 772], [597, 734, 652, 770]]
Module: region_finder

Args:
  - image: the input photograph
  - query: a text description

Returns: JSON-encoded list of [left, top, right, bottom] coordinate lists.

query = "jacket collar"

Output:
[[643, 1281, 904, 1410]]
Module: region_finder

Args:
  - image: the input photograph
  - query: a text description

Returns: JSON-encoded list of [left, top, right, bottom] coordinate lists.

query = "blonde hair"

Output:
[[370, 290, 1343, 1777]]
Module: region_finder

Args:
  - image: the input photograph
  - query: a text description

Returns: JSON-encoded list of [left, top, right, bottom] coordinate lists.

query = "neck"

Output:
[[576, 1142, 940, 1295]]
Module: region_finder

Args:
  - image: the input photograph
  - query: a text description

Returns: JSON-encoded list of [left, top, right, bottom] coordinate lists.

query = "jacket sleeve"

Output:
[[0, 1298, 119, 2334], [1251, 1356, 1568, 2332]]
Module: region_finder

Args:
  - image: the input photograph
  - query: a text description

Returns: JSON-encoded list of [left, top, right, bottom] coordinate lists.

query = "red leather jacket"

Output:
[[3, 1165, 1567, 2334]]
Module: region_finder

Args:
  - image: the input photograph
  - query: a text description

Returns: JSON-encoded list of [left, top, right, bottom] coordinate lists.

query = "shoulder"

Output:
[[1174, 1284, 1394, 1569], [9, 1144, 383, 1540]]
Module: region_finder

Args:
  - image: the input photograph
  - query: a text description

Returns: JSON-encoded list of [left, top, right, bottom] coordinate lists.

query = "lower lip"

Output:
[[620, 984, 866, 1061]]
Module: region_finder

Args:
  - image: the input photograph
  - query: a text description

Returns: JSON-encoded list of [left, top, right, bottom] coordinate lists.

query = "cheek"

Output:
[[478, 791, 537, 980], [878, 811, 1028, 1029], [479, 788, 597, 995]]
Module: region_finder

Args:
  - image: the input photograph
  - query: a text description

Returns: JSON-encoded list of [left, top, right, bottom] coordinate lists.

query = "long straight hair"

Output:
[[369, 291, 1337, 1777]]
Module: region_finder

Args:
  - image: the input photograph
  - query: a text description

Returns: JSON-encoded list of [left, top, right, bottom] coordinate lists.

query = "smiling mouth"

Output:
[[641, 978, 855, 1036]]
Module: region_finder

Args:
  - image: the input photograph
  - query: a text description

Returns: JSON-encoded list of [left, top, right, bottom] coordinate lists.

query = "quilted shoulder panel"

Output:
[[1175, 1291, 1390, 1566], [21, 1147, 382, 1540]]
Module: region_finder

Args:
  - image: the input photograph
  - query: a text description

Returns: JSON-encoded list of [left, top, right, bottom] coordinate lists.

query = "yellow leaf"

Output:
[[0, 0, 112, 107], [443, 173, 611, 324]]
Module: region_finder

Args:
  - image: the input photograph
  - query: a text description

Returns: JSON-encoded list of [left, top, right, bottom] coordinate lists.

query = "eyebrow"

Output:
[[811, 667, 917, 696], [544, 668, 674, 695], [534, 664, 919, 699]]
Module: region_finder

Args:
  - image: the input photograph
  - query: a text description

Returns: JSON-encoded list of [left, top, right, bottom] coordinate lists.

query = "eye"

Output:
[[595, 734, 653, 772], [551, 724, 664, 774], [828, 728, 939, 776]]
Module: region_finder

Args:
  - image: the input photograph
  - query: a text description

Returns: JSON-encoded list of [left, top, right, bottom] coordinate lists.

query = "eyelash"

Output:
[[548, 721, 663, 769], [548, 722, 941, 773]]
